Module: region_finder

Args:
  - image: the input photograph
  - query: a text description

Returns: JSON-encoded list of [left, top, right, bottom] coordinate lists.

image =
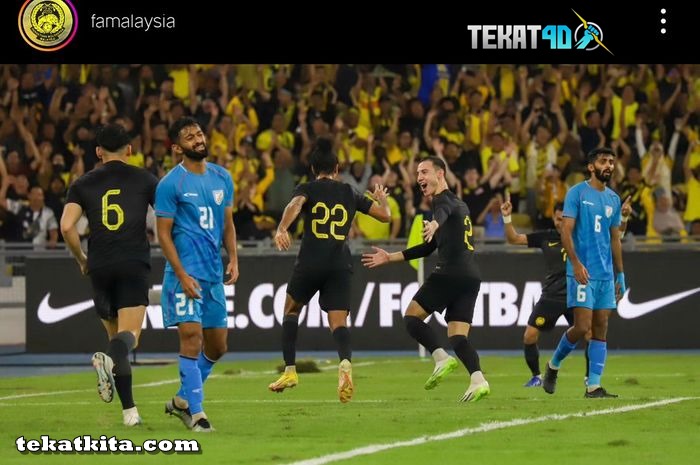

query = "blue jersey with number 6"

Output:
[[155, 163, 234, 282], [563, 181, 621, 281]]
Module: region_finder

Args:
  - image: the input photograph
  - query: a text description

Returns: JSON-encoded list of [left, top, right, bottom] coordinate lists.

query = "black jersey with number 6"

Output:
[[293, 178, 372, 270], [66, 161, 158, 271]]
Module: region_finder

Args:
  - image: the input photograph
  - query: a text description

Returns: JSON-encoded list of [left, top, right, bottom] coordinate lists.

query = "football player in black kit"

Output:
[[501, 192, 631, 387], [268, 139, 391, 403], [362, 156, 490, 403], [501, 198, 584, 387], [60, 124, 158, 426]]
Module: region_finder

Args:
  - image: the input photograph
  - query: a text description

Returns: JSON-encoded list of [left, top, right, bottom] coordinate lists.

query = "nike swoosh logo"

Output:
[[548, 242, 559, 246], [37, 293, 94, 324], [617, 287, 700, 319]]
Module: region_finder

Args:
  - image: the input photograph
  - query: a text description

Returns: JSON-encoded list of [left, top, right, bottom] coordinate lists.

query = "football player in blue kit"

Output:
[[543, 148, 625, 398], [155, 117, 239, 431]]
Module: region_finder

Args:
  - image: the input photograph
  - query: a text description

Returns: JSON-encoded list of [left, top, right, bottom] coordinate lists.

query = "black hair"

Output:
[[168, 116, 200, 144], [96, 124, 130, 152], [424, 156, 446, 172], [587, 147, 615, 165], [309, 138, 338, 175], [554, 202, 564, 212]]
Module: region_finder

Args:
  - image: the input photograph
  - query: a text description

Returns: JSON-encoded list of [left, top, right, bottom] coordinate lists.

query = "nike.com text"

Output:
[[16, 435, 199, 454]]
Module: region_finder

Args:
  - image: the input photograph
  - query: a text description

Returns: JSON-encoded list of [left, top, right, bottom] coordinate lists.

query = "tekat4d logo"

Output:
[[18, 0, 78, 52], [467, 8, 613, 55]]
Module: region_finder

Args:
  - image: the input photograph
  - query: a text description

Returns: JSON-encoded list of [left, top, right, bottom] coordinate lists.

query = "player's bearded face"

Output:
[[178, 125, 209, 160], [182, 142, 208, 160], [590, 155, 614, 183], [593, 166, 611, 182]]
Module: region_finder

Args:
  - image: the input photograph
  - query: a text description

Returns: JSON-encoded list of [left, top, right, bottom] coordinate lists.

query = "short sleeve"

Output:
[[526, 231, 546, 248], [155, 177, 177, 218], [291, 182, 308, 200], [224, 170, 234, 207], [563, 186, 579, 219], [65, 181, 84, 207], [611, 193, 622, 228]]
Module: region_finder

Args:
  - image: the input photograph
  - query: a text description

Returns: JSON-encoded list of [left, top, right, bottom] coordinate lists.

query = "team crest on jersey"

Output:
[[213, 190, 224, 205], [605, 205, 613, 218]]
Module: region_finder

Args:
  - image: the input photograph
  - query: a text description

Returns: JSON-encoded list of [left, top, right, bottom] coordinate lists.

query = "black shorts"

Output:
[[89, 260, 150, 320], [413, 273, 481, 323], [287, 267, 351, 311], [527, 297, 573, 331]]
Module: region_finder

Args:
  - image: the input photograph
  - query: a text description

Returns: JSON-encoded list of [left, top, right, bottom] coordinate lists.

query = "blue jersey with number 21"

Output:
[[155, 163, 234, 283], [563, 181, 621, 281]]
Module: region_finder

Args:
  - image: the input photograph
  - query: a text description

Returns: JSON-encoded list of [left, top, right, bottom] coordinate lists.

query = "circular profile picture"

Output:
[[18, 0, 78, 52]]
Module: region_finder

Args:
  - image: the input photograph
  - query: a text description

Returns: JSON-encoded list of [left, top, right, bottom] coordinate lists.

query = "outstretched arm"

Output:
[[401, 239, 438, 260], [361, 240, 437, 269]]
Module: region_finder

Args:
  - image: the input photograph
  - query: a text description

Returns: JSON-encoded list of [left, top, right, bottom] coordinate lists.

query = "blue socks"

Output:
[[178, 355, 203, 415], [550, 331, 578, 369], [177, 353, 217, 406], [587, 339, 607, 388], [197, 352, 216, 384]]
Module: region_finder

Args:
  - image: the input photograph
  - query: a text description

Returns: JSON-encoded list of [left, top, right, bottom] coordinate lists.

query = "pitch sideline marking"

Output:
[[283, 397, 699, 465]]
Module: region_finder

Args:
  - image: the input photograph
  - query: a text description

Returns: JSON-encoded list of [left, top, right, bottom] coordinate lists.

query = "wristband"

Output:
[[503, 215, 512, 224], [616, 272, 626, 294], [621, 215, 630, 223]]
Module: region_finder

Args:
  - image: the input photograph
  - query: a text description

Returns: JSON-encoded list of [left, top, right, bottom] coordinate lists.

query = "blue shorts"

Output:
[[567, 277, 616, 310], [161, 272, 227, 328]]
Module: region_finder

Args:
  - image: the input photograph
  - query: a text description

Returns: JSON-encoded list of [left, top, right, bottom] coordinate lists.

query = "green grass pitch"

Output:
[[1, 353, 698, 464]]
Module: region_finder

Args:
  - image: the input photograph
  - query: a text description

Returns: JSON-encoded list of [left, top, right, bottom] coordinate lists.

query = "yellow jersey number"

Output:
[[464, 215, 474, 250], [311, 202, 348, 240], [101, 189, 124, 231]]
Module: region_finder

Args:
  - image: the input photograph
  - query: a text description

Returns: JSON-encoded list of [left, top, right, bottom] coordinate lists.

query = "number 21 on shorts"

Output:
[[175, 293, 194, 316]]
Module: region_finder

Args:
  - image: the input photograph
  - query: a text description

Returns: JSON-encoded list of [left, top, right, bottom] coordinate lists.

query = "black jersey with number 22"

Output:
[[293, 178, 372, 270]]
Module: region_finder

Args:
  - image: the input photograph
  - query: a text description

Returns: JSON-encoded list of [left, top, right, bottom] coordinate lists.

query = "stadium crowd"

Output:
[[0, 64, 699, 248]]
